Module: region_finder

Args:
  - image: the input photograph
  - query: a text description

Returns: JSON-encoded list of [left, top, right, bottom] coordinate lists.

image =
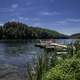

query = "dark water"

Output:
[[0, 40, 44, 80], [0, 40, 43, 65], [0, 39, 78, 80]]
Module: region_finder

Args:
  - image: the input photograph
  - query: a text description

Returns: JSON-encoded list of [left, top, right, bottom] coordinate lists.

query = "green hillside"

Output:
[[0, 22, 68, 39], [70, 33, 80, 39]]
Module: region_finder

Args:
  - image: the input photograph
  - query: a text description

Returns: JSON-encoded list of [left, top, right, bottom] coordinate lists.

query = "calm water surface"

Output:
[[0, 40, 44, 80]]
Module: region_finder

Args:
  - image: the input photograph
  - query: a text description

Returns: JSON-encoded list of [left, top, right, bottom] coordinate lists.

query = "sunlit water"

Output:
[[0, 39, 79, 80]]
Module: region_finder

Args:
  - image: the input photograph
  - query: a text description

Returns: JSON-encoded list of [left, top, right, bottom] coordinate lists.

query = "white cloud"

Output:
[[0, 4, 18, 12], [0, 23, 3, 26], [10, 17, 29, 22], [11, 4, 19, 8], [19, 17, 24, 20], [52, 18, 80, 25], [40, 11, 61, 16], [17, 16, 40, 22], [10, 18, 17, 21], [67, 18, 80, 22], [19, 17, 29, 21], [50, 18, 80, 26], [32, 18, 40, 21], [33, 22, 42, 27]]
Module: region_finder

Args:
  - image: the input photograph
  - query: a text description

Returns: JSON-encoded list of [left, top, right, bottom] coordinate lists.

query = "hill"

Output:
[[70, 33, 80, 39], [0, 22, 68, 39]]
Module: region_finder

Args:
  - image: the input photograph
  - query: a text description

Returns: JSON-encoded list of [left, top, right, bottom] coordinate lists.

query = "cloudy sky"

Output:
[[0, 0, 80, 35]]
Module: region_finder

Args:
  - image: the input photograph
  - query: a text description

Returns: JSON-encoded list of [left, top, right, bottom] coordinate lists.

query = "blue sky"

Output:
[[0, 0, 80, 35]]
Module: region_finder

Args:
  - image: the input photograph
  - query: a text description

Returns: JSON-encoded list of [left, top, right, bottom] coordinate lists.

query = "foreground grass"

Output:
[[43, 57, 80, 80], [26, 40, 80, 80]]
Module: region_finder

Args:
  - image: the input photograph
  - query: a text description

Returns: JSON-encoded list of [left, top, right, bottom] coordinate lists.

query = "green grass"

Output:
[[26, 40, 80, 80]]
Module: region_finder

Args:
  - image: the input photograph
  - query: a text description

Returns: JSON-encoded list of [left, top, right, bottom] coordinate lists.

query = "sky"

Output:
[[0, 0, 80, 35]]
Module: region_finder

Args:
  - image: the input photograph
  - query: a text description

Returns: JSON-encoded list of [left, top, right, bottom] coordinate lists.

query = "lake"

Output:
[[0, 39, 79, 80]]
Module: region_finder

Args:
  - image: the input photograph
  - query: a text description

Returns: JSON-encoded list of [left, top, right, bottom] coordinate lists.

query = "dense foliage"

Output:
[[43, 58, 80, 80], [0, 22, 68, 39], [26, 40, 80, 80], [43, 41, 80, 80]]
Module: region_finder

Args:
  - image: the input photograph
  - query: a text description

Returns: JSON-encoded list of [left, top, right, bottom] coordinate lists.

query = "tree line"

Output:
[[0, 22, 68, 39]]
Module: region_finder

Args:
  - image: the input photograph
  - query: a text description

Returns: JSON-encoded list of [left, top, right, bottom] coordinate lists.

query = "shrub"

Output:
[[43, 58, 80, 80]]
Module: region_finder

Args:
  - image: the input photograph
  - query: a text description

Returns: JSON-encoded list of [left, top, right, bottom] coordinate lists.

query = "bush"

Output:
[[43, 58, 80, 80]]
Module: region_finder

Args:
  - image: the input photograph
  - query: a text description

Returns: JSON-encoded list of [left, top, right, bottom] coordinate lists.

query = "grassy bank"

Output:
[[26, 40, 80, 80]]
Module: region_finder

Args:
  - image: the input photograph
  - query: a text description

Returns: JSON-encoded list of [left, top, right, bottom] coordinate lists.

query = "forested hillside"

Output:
[[70, 33, 80, 39], [0, 22, 68, 39]]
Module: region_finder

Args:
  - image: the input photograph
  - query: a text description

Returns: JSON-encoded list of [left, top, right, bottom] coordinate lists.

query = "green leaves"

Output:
[[26, 40, 80, 80], [43, 58, 80, 80], [43, 41, 80, 80]]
